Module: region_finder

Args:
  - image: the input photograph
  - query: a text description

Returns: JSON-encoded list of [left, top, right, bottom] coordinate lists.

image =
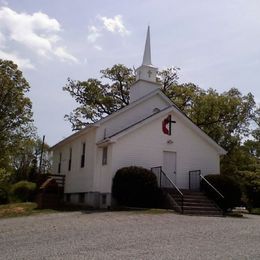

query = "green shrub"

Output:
[[0, 184, 9, 204], [202, 174, 241, 211], [112, 166, 159, 208], [251, 208, 260, 215], [11, 181, 37, 202], [245, 184, 260, 208], [237, 171, 260, 209]]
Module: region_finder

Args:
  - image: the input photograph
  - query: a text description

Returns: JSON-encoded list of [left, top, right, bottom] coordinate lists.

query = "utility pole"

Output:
[[39, 135, 45, 174]]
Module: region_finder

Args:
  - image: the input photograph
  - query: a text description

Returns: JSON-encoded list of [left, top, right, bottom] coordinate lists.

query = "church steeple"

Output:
[[142, 26, 152, 66], [129, 26, 160, 103], [135, 26, 158, 83]]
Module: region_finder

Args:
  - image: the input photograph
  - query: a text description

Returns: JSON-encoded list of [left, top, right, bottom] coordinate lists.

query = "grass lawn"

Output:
[[0, 203, 175, 219], [114, 207, 175, 215], [1, 203, 257, 219], [0, 202, 57, 219], [128, 208, 174, 214]]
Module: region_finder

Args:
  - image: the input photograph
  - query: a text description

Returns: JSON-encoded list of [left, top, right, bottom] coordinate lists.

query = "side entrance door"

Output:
[[163, 151, 176, 184]]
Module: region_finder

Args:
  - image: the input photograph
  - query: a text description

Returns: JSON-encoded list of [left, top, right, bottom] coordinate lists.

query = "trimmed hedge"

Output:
[[11, 181, 37, 202], [202, 174, 241, 211], [112, 166, 159, 208]]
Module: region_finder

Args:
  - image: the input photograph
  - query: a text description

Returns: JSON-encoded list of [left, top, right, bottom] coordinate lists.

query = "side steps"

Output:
[[181, 190, 223, 216]]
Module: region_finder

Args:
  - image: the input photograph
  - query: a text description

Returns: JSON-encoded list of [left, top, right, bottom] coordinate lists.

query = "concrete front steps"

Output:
[[181, 190, 223, 216]]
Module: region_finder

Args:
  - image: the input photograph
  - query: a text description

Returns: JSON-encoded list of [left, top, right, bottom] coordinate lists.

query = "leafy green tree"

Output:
[[12, 137, 51, 182], [0, 59, 35, 173], [237, 171, 260, 209], [167, 86, 254, 152], [245, 107, 260, 158], [63, 64, 135, 130]]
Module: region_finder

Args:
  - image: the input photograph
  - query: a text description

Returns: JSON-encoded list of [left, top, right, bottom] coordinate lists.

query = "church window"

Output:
[[58, 152, 62, 173], [81, 142, 86, 168], [102, 146, 108, 165], [68, 147, 72, 171]]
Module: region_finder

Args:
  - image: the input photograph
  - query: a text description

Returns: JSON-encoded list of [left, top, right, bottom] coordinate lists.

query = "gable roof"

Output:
[[98, 87, 169, 124], [109, 105, 172, 139], [51, 125, 96, 150], [96, 106, 172, 147], [97, 92, 227, 155]]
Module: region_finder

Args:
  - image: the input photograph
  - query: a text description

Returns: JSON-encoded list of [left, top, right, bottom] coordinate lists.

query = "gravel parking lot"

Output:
[[0, 211, 260, 260]]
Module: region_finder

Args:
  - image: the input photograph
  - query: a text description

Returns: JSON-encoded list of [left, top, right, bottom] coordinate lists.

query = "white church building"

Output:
[[51, 27, 226, 208]]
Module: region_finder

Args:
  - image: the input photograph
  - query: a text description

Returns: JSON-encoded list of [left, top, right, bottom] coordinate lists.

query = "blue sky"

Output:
[[0, 0, 259, 145]]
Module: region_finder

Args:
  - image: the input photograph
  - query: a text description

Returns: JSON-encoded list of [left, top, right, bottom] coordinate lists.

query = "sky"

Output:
[[0, 0, 259, 146]]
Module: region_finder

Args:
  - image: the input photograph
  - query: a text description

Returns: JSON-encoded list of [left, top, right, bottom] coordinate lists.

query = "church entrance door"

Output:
[[163, 151, 176, 184]]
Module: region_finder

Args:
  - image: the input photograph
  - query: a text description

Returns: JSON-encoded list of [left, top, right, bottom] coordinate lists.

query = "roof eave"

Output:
[[51, 125, 98, 150]]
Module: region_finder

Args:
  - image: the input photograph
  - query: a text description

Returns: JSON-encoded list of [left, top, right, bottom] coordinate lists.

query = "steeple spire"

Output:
[[142, 26, 152, 66], [135, 26, 158, 83], [129, 26, 159, 103]]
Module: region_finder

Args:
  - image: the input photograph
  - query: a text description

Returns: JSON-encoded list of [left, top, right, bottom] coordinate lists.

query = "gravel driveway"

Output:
[[0, 211, 260, 260]]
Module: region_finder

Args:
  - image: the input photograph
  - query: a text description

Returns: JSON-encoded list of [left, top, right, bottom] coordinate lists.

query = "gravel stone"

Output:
[[0, 211, 260, 259]]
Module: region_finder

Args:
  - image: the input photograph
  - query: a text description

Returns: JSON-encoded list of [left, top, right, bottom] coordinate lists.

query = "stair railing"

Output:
[[199, 174, 225, 213], [200, 174, 224, 198], [45, 174, 65, 188], [151, 166, 184, 213]]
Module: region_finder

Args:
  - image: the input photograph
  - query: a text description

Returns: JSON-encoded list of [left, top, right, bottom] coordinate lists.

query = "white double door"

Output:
[[163, 151, 177, 184]]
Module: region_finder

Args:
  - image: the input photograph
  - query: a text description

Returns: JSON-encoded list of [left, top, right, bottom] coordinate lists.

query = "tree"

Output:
[[165, 85, 255, 152], [12, 137, 51, 182], [63, 64, 135, 130], [246, 107, 260, 158], [0, 59, 35, 171]]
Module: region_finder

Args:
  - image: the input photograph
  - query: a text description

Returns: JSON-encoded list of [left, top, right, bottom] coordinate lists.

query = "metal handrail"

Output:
[[44, 173, 65, 187], [161, 170, 183, 196], [200, 174, 224, 199], [151, 166, 184, 213]]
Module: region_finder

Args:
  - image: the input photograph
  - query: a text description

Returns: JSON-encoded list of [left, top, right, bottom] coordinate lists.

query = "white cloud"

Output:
[[99, 15, 129, 36], [94, 45, 102, 51], [87, 15, 129, 50], [54, 47, 78, 63], [0, 32, 5, 47], [0, 50, 34, 69], [87, 25, 101, 43], [0, 7, 78, 63]]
